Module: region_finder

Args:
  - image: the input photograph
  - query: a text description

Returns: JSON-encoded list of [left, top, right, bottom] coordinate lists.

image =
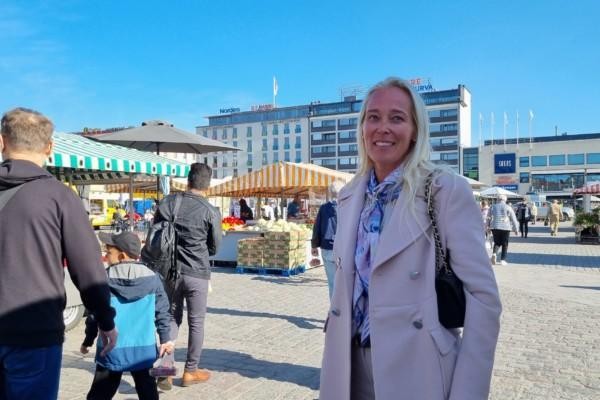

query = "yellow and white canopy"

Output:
[[205, 161, 353, 198]]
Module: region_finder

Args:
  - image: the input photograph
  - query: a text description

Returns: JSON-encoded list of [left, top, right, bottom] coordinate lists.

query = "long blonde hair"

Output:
[[355, 77, 446, 215]]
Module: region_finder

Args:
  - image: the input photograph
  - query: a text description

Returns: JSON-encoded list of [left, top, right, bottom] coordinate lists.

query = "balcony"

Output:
[[338, 163, 358, 170], [338, 149, 358, 157], [429, 130, 458, 138], [431, 144, 458, 152], [430, 116, 457, 123], [311, 125, 337, 133], [311, 151, 336, 158], [311, 138, 336, 146]]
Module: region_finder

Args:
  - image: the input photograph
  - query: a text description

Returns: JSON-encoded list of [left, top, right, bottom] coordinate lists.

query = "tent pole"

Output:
[[156, 143, 161, 202], [129, 174, 135, 231]]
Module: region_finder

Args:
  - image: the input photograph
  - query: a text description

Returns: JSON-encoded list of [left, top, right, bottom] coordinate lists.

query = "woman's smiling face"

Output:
[[362, 86, 416, 181]]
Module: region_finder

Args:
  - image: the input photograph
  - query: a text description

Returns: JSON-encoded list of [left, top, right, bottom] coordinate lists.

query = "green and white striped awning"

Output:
[[47, 132, 190, 177]]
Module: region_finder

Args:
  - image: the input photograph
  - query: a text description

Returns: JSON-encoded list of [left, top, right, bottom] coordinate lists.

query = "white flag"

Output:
[[529, 109, 534, 120], [273, 76, 278, 97], [503, 112, 508, 127]]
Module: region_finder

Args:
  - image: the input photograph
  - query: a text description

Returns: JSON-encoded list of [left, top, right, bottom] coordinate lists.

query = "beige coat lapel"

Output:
[[371, 188, 431, 272], [335, 175, 368, 304]]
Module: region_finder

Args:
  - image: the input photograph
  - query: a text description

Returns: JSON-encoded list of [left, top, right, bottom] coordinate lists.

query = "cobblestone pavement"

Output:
[[59, 221, 600, 399]]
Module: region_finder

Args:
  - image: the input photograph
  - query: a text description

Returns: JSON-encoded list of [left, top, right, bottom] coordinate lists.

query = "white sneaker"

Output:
[[490, 253, 497, 265], [500, 260, 508, 266]]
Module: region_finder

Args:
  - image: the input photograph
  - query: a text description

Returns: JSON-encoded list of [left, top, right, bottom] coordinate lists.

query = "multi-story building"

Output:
[[464, 132, 600, 200], [198, 105, 310, 179], [197, 83, 471, 178]]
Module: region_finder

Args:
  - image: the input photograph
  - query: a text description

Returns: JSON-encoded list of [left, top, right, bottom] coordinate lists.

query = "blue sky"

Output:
[[1, 0, 598, 145]]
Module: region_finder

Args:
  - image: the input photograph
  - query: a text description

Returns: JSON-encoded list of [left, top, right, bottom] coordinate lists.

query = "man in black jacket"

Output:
[[154, 162, 221, 389], [0, 108, 117, 400]]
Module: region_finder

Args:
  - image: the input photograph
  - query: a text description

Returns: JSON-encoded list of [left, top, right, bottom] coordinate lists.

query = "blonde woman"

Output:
[[319, 78, 502, 400]]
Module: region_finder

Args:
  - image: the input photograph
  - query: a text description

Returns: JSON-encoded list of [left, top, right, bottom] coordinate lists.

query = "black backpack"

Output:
[[141, 194, 183, 281]]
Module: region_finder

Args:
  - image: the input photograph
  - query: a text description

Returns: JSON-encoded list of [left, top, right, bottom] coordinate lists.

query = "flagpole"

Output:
[[529, 109, 534, 150], [503, 111, 507, 151], [478, 113, 483, 150], [516, 111, 520, 149], [490, 112, 495, 152]]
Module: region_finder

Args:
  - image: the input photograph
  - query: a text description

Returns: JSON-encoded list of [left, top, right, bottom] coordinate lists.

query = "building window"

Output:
[[212, 156, 218, 168], [262, 153, 268, 164], [246, 126, 252, 137], [261, 124, 267, 136], [339, 144, 358, 153], [247, 140, 252, 152], [440, 152, 458, 161], [247, 154, 253, 166], [338, 117, 358, 128], [273, 138, 279, 150], [273, 124, 279, 135], [440, 123, 458, 131], [295, 136, 301, 149], [587, 153, 600, 164], [339, 130, 357, 140], [202, 129, 208, 138], [284, 137, 290, 150], [222, 128, 228, 139], [295, 124, 301, 134], [233, 140, 238, 148], [284, 151, 290, 162], [313, 145, 336, 154], [232, 127, 238, 138], [233, 168, 238, 177], [262, 138, 268, 151], [273, 152, 279, 162], [222, 158, 228, 167], [568, 153, 584, 165], [549, 155, 565, 166], [295, 151, 302, 163], [519, 156, 530, 167], [284, 123, 290, 134], [520, 172, 529, 183], [212, 129, 218, 140], [531, 156, 547, 167], [248, 167, 252, 173]]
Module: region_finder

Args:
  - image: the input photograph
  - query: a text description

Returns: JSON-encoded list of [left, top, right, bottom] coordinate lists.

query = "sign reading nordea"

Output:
[[495, 184, 518, 192], [494, 153, 516, 174]]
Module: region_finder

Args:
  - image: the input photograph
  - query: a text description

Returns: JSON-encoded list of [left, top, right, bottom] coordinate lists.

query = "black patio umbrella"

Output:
[[94, 120, 239, 197]]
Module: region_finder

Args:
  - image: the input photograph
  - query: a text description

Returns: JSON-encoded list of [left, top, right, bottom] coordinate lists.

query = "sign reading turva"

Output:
[[494, 153, 516, 174]]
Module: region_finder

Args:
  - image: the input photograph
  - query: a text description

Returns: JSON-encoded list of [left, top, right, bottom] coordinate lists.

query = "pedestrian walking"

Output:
[[153, 163, 222, 389], [487, 194, 519, 265], [549, 199, 561, 236], [0, 108, 117, 400], [530, 202, 538, 224], [81, 231, 174, 400], [516, 200, 532, 238], [311, 180, 344, 300], [319, 77, 502, 400]]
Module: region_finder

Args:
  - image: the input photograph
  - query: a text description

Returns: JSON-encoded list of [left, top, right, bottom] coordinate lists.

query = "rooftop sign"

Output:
[[409, 77, 434, 92]]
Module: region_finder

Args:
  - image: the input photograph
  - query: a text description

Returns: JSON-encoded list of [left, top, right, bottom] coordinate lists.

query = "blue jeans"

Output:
[[0, 344, 62, 400], [321, 249, 336, 300]]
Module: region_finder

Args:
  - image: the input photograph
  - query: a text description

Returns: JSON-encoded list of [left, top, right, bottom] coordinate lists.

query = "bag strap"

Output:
[[171, 193, 183, 222], [424, 172, 451, 276], [0, 184, 25, 212]]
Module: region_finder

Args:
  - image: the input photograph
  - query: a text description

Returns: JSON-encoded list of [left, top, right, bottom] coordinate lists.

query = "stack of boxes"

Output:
[[237, 229, 313, 270], [237, 237, 266, 268]]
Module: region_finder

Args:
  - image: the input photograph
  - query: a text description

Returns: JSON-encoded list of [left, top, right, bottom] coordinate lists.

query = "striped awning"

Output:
[[47, 132, 190, 177], [573, 183, 600, 195], [105, 177, 188, 194], [205, 161, 353, 198]]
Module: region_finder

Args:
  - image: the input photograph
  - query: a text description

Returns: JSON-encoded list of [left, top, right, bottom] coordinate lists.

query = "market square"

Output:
[[56, 221, 600, 400]]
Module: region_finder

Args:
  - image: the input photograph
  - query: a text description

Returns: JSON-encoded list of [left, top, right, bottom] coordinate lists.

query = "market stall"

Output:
[[206, 162, 353, 270]]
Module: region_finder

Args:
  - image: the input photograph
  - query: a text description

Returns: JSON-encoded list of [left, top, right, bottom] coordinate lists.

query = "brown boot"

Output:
[[182, 369, 211, 386], [157, 377, 172, 391]]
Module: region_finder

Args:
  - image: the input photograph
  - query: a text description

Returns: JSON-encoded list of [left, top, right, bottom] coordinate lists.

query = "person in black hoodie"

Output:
[[0, 108, 117, 400]]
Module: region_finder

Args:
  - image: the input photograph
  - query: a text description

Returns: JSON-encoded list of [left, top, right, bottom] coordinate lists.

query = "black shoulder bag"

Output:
[[425, 173, 466, 329]]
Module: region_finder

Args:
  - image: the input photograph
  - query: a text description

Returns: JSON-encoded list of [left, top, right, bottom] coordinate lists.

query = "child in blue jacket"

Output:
[[81, 231, 173, 400]]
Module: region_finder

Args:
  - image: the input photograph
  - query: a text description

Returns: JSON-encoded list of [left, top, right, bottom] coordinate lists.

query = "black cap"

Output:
[[98, 231, 141, 259]]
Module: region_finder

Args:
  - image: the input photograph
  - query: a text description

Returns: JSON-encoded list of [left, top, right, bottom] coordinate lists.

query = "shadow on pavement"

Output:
[[250, 275, 327, 287], [507, 252, 600, 269], [559, 285, 600, 291], [511, 236, 577, 244], [61, 352, 138, 396], [208, 307, 325, 330], [175, 348, 320, 390]]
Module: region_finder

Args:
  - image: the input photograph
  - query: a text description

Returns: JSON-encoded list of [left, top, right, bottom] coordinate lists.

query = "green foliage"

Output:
[[574, 208, 600, 228]]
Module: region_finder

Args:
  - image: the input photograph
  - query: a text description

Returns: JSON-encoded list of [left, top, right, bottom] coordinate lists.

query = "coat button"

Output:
[[409, 271, 421, 280], [413, 320, 423, 329], [331, 308, 340, 317]]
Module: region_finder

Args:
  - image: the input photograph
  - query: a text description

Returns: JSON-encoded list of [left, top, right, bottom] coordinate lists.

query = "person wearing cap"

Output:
[[81, 231, 173, 400], [0, 108, 117, 400]]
